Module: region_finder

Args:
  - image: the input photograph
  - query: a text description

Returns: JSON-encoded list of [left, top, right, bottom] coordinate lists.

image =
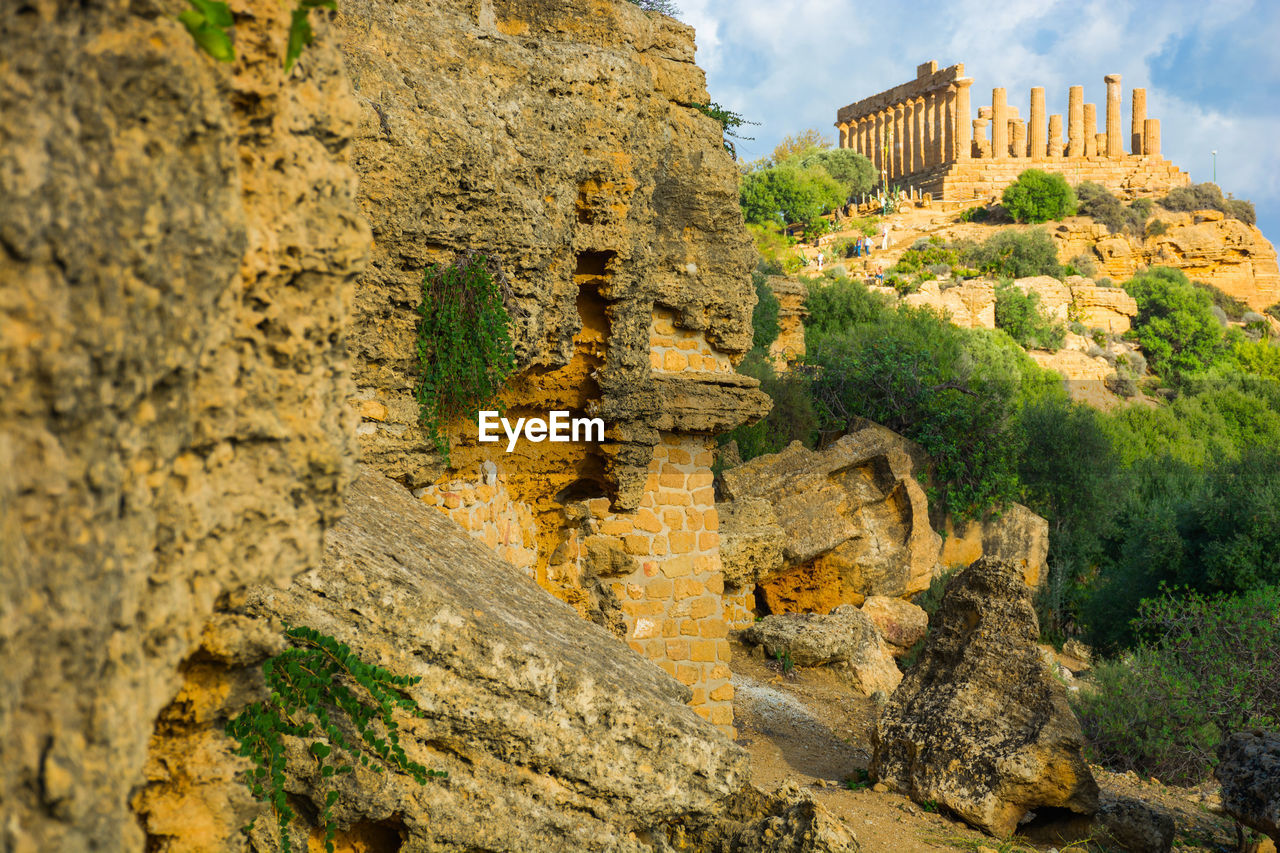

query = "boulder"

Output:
[[941, 502, 1050, 588], [720, 425, 941, 609], [871, 557, 1099, 836], [739, 606, 902, 695], [1218, 730, 1280, 843], [718, 497, 786, 589], [860, 596, 929, 654], [133, 471, 859, 851], [1026, 791, 1174, 853]]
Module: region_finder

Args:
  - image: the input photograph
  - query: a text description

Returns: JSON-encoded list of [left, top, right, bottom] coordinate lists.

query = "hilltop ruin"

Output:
[[835, 60, 1190, 202]]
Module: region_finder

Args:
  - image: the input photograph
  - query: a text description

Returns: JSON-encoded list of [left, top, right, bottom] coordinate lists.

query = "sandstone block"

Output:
[[739, 605, 902, 695], [872, 557, 1099, 836], [859, 596, 928, 654]]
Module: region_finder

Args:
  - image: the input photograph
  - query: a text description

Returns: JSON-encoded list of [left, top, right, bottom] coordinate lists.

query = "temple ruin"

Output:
[[835, 61, 1189, 202]]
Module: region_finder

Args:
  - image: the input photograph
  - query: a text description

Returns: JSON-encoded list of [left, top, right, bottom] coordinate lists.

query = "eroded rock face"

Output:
[[133, 471, 855, 852], [341, 0, 768, 503], [941, 502, 1049, 588], [1218, 730, 1280, 843], [1052, 211, 1280, 311], [859, 596, 928, 655], [739, 606, 902, 695], [0, 5, 367, 850], [719, 426, 941, 611], [871, 557, 1099, 837]]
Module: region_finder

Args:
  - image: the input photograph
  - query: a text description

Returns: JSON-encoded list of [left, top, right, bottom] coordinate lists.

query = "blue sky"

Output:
[[677, 0, 1280, 244]]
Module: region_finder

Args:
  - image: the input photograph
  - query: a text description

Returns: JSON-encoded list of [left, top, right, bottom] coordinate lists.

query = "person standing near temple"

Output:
[[879, 220, 892, 250]]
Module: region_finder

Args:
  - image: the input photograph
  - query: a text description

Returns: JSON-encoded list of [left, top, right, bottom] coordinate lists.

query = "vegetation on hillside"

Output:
[[1001, 169, 1077, 224], [739, 129, 875, 238]]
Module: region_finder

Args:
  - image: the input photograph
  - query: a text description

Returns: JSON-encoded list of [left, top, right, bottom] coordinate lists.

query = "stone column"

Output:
[[1104, 73, 1122, 157], [936, 90, 947, 165], [1048, 114, 1064, 158], [893, 102, 906, 179], [1029, 86, 1046, 160], [1067, 85, 1084, 157], [924, 92, 937, 168], [903, 100, 915, 174], [873, 111, 884, 174], [1083, 102, 1097, 156], [1131, 87, 1147, 154], [913, 97, 926, 172], [955, 78, 973, 161], [972, 115, 993, 156], [1143, 118, 1160, 156], [991, 87, 1008, 158], [838, 122, 849, 149], [856, 117, 866, 156], [1010, 119, 1026, 158]]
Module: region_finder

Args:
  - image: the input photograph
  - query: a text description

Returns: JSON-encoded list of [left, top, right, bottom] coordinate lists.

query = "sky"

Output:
[[676, 0, 1280, 244]]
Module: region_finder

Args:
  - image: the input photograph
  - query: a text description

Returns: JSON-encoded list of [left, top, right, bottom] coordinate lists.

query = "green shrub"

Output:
[[890, 238, 961, 278], [1121, 266, 1224, 382], [1074, 181, 1151, 235], [180, 0, 333, 70], [415, 253, 517, 462], [740, 163, 845, 231], [958, 205, 990, 223], [1073, 586, 1280, 784], [1190, 280, 1250, 320], [803, 276, 890, 336], [993, 280, 1066, 350], [961, 228, 1062, 279], [718, 350, 818, 461], [1160, 182, 1256, 226], [1145, 219, 1169, 238], [225, 626, 446, 852], [626, 0, 679, 12], [1001, 169, 1077, 223], [751, 269, 781, 350]]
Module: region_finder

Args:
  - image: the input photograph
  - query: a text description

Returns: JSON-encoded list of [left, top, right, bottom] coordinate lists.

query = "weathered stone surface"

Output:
[[0, 5, 367, 850], [719, 497, 787, 589], [860, 596, 929, 654], [740, 606, 902, 695], [871, 557, 1099, 836], [1028, 791, 1174, 853], [1064, 275, 1139, 332], [342, 0, 768, 504], [768, 276, 810, 369], [1218, 730, 1280, 843], [1052, 212, 1280, 311], [720, 425, 941, 606], [941, 502, 1050, 588], [903, 279, 996, 329], [135, 471, 855, 851]]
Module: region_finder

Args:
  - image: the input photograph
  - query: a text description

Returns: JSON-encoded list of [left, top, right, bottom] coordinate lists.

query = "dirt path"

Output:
[[729, 642, 1239, 853]]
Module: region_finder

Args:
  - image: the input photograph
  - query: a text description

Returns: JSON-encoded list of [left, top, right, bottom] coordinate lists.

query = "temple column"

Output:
[[991, 87, 1008, 158], [1048, 114, 1064, 158], [973, 118, 990, 158], [1067, 85, 1084, 157], [1029, 86, 1046, 160], [893, 103, 905, 179], [913, 97, 926, 172], [955, 78, 972, 161], [1010, 119, 1026, 158], [1131, 87, 1147, 154], [873, 111, 883, 175], [903, 100, 915, 174], [861, 117, 871, 157], [1105, 73, 1122, 158], [1143, 118, 1160, 156], [938, 90, 952, 165], [838, 122, 848, 149], [1083, 103, 1098, 156], [924, 92, 937, 168]]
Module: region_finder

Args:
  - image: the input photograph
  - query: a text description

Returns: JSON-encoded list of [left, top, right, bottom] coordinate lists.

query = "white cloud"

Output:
[[682, 0, 1280, 240]]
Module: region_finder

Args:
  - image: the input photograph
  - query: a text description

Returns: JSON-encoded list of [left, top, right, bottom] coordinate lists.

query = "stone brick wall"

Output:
[[914, 154, 1189, 203], [650, 308, 737, 374]]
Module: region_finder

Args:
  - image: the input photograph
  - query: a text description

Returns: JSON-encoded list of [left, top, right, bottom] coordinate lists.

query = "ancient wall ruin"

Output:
[[836, 60, 1190, 202], [341, 0, 768, 735]]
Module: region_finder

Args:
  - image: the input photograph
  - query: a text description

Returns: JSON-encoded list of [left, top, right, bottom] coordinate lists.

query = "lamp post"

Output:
[[1212, 150, 1217, 184]]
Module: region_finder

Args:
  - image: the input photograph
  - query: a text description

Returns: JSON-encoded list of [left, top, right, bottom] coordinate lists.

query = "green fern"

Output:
[[225, 626, 446, 853]]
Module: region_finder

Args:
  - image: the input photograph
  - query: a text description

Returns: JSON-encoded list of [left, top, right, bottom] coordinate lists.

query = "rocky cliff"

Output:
[[0, 3, 368, 849]]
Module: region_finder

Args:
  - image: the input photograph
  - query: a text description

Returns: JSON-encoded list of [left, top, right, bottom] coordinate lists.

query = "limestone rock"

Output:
[[720, 425, 941, 608], [739, 606, 902, 695], [0, 4, 367, 849], [871, 557, 1099, 836], [1028, 791, 1174, 853], [1218, 730, 1280, 842], [1064, 276, 1139, 332], [342, 0, 768, 501], [860, 596, 929, 654], [903, 280, 996, 329], [941, 502, 1050, 588], [1052, 212, 1280, 311], [768, 276, 811, 369], [718, 498, 787, 589]]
